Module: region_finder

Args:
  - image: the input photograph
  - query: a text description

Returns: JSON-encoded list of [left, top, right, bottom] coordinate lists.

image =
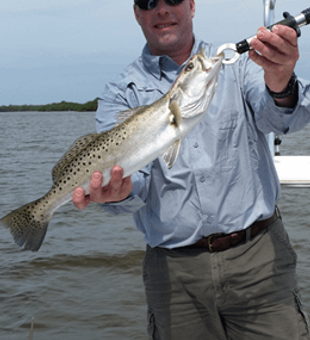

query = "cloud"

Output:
[[1, 0, 309, 105], [2, 0, 91, 12]]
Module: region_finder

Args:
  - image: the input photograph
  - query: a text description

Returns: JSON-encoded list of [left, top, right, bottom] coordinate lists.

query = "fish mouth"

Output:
[[200, 53, 224, 72]]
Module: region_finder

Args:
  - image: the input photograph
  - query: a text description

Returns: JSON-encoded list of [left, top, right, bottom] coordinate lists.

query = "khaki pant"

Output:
[[143, 217, 310, 340]]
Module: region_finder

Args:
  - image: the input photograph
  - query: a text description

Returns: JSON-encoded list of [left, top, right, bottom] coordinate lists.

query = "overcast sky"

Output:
[[1, 0, 309, 105]]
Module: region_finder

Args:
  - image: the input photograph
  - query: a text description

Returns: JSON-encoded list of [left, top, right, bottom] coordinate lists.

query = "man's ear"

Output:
[[190, 0, 196, 19], [134, 5, 142, 25]]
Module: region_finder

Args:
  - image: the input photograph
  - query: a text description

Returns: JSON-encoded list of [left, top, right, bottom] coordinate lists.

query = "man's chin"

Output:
[[153, 36, 181, 53]]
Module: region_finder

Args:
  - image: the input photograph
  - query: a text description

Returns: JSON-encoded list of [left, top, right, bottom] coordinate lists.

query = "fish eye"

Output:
[[185, 62, 194, 72]]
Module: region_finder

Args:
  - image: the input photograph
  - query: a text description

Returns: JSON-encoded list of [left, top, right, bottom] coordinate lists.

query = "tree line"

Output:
[[0, 98, 99, 112]]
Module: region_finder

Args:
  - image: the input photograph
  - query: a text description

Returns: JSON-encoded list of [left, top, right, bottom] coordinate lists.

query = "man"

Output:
[[73, 0, 310, 339]]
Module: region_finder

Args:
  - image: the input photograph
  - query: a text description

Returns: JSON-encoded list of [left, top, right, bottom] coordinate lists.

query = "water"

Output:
[[0, 111, 310, 339], [0, 112, 147, 340]]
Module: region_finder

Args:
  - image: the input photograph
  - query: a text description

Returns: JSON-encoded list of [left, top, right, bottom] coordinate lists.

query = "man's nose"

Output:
[[156, 0, 170, 15]]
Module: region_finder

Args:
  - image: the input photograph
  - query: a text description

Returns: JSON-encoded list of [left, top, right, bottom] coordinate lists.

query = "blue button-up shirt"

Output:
[[96, 38, 310, 248]]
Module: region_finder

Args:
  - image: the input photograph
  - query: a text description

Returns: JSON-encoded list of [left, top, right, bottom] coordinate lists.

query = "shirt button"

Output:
[[200, 176, 205, 183], [193, 143, 199, 148], [207, 216, 214, 224]]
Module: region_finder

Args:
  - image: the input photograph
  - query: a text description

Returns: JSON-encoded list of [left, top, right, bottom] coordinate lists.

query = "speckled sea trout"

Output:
[[1, 49, 223, 251]]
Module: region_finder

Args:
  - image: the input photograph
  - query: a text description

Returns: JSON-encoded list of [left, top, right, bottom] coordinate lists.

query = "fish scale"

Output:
[[1, 49, 223, 251]]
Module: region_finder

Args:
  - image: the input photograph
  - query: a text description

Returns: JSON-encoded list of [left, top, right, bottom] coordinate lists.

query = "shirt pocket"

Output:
[[126, 82, 164, 108], [207, 110, 239, 175]]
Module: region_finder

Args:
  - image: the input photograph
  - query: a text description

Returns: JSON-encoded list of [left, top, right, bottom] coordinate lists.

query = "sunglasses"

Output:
[[134, 0, 184, 11]]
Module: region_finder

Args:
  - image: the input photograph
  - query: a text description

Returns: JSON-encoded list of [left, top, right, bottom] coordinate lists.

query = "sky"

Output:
[[1, 0, 309, 105]]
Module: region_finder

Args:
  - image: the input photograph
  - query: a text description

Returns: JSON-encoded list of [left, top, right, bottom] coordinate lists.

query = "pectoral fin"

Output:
[[162, 138, 183, 169], [169, 100, 182, 127]]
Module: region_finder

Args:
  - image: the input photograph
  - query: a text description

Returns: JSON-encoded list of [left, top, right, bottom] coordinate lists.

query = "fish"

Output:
[[1, 48, 224, 251]]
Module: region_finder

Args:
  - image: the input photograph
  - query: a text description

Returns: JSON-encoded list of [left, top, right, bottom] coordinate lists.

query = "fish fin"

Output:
[[162, 138, 183, 169], [169, 100, 182, 127], [116, 106, 148, 125], [52, 133, 99, 183], [1, 198, 52, 251]]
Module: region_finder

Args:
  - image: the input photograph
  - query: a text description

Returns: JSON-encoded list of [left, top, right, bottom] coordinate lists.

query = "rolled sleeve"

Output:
[[255, 79, 310, 135]]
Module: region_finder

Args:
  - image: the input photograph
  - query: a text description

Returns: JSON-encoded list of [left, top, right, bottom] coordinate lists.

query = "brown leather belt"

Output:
[[187, 210, 279, 253]]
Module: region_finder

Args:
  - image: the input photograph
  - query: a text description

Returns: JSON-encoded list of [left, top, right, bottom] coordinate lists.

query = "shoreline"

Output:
[[0, 98, 98, 112]]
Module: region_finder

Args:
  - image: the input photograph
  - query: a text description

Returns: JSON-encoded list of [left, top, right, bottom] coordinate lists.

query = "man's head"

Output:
[[134, 0, 195, 65]]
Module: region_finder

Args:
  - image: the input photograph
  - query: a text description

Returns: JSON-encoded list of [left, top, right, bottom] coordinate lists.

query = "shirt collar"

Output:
[[141, 36, 206, 81]]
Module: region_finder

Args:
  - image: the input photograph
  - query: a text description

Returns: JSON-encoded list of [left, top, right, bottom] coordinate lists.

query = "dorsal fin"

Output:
[[116, 106, 148, 125], [51, 133, 99, 183]]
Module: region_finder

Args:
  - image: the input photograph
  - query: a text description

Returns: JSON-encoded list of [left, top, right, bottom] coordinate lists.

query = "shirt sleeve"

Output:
[[240, 55, 310, 135], [95, 74, 152, 215]]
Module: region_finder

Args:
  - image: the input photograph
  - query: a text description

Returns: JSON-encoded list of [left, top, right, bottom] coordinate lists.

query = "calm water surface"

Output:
[[0, 111, 309, 339]]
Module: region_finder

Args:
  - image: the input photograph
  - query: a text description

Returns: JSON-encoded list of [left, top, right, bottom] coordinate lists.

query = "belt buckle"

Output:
[[207, 233, 225, 252]]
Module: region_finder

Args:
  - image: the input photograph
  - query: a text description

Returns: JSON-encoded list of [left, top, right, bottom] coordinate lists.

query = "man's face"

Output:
[[134, 0, 195, 59]]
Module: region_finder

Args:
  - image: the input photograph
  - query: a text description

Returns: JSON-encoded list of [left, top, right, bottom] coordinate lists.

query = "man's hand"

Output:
[[72, 166, 133, 210], [249, 25, 299, 106]]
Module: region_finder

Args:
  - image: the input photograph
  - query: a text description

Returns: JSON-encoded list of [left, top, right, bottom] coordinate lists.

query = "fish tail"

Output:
[[0, 196, 53, 251]]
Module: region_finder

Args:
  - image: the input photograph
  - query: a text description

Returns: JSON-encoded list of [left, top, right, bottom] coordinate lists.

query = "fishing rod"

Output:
[[217, 6, 310, 64], [264, 0, 277, 157]]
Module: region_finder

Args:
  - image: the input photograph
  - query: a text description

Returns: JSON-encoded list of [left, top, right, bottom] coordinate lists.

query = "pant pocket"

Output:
[[147, 308, 156, 340], [294, 288, 310, 338], [269, 219, 297, 264]]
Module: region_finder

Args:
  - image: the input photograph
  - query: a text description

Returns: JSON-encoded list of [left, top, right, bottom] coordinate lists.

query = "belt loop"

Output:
[[208, 236, 213, 252], [245, 227, 251, 242], [275, 205, 282, 220]]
